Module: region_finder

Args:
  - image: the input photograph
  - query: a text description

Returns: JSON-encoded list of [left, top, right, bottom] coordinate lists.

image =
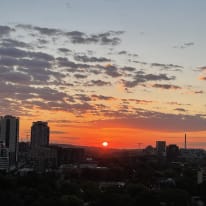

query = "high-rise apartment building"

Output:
[[0, 141, 9, 171], [31, 121, 49, 148], [0, 115, 19, 168], [156, 141, 166, 156]]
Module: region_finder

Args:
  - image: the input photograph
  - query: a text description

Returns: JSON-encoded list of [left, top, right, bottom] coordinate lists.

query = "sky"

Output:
[[0, 0, 206, 149]]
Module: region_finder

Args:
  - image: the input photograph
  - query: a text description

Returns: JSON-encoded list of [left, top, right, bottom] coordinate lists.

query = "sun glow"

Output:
[[102, 141, 109, 147]]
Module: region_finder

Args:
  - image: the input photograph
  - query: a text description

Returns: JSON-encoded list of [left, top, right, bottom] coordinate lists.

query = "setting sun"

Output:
[[102, 141, 109, 147]]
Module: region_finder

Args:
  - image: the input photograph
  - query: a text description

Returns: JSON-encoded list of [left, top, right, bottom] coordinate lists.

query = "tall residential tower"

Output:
[[31, 121, 49, 148], [0, 115, 19, 168]]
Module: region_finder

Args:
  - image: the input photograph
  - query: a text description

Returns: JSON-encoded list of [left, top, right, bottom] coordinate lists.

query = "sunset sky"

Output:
[[0, 0, 206, 148]]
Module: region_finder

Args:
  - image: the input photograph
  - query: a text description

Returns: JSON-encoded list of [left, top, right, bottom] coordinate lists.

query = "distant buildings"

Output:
[[31, 121, 49, 148], [156, 141, 166, 156], [166, 144, 180, 161], [0, 141, 9, 171], [0, 115, 19, 168]]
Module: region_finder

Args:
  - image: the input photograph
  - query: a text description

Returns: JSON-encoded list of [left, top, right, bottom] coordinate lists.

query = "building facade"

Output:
[[0, 115, 19, 168], [31, 121, 50, 148], [156, 141, 166, 156], [0, 141, 9, 171]]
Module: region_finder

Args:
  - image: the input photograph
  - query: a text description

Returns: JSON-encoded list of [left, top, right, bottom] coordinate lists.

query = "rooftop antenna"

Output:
[[184, 133, 187, 150]]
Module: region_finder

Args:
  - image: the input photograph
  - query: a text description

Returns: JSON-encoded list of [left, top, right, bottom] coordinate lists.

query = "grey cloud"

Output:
[[91, 95, 115, 101], [174, 108, 187, 112], [74, 54, 110, 63], [0, 69, 31, 83], [57, 57, 90, 70], [197, 66, 206, 72], [122, 72, 175, 88], [184, 42, 194, 46], [75, 94, 92, 102], [34, 26, 62, 36], [58, 48, 72, 54], [194, 90, 204, 94], [92, 111, 206, 132], [0, 39, 31, 49], [174, 42, 195, 49], [16, 24, 124, 46], [133, 60, 148, 65], [121, 66, 136, 72], [118, 50, 127, 55], [152, 84, 181, 90], [0, 47, 54, 61], [151, 63, 183, 71], [0, 47, 27, 58], [0, 26, 14, 37], [103, 64, 122, 77], [167, 102, 191, 106], [74, 74, 88, 79], [66, 30, 123, 45], [85, 80, 111, 87]]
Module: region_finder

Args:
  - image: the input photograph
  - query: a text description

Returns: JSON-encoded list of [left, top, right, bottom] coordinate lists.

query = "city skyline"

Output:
[[0, 1, 206, 148]]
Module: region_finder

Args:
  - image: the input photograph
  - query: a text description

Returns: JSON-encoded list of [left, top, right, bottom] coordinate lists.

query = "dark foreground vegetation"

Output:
[[1, 155, 206, 206]]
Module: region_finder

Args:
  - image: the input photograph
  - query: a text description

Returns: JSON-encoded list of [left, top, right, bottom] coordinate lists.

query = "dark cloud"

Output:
[[58, 48, 72, 54], [57, 57, 90, 70], [0, 47, 54, 61], [122, 72, 175, 88], [103, 64, 122, 77], [151, 63, 183, 71], [174, 108, 187, 112], [174, 42, 195, 49], [198, 66, 206, 71], [133, 60, 148, 65], [74, 54, 110, 63], [74, 74, 88, 79], [152, 84, 181, 90], [91, 95, 115, 101], [167, 102, 191, 106], [85, 80, 111, 87], [118, 50, 127, 55], [66, 30, 123, 45], [0, 69, 31, 83], [34, 26, 62, 36], [125, 99, 153, 104], [92, 111, 206, 132], [194, 90, 204, 94], [0, 47, 27, 58], [75, 94, 92, 102], [16, 24, 124, 46], [121, 66, 136, 72], [0, 39, 31, 49], [0, 26, 14, 37]]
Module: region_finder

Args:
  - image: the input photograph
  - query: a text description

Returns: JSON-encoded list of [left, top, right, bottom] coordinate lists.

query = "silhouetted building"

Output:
[[31, 146, 57, 172], [0, 141, 9, 171], [31, 121, 49, 148], [156, 141, 166, 156], [51, 146, 85, 166], [0, 115, 19, 168], [144, 145, 155, 155], [59, 147, 85, 165], [18, 142, 31, 164], [166, 144, 180, 161]]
